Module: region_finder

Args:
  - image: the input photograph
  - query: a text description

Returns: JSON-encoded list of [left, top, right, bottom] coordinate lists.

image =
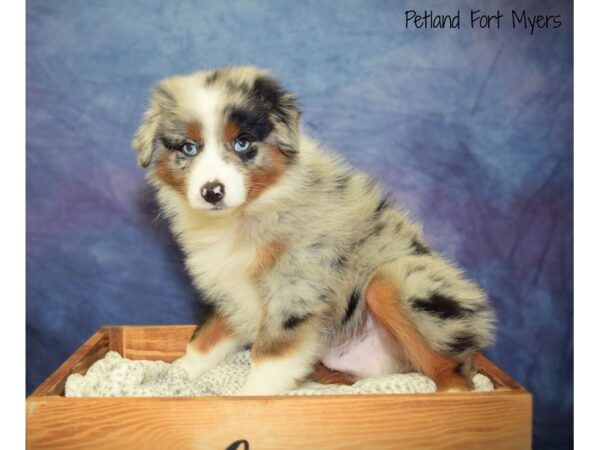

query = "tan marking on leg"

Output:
[[155, 151, 185, 194], [312, 362, 356, 386], [186, 120, 203, 142], [189, 315, 232, 353], [250, 241, 286, 278], [438, 365, 474, 390], [365, 275, 472, 391], [251, 335, 298, 363], [247, 145, 288, 200]]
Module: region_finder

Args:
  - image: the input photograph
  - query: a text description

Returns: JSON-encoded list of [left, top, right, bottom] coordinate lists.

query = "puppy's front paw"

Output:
[[172, 354, 208, 380]]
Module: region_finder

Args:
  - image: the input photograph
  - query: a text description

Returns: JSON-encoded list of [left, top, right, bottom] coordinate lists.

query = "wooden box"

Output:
[[26, 326, 532, 449]]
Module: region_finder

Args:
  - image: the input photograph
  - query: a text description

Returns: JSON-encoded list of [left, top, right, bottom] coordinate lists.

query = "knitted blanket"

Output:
[[65, 351, 494, 397]]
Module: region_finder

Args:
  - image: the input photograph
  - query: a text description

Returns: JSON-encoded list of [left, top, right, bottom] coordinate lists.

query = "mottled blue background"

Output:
[[26, 1, 573, 448]]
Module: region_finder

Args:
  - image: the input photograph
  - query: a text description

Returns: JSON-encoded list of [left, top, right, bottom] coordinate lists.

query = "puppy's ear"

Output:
[[132, 84, 173, 168], [274, 92, 301, 157], [253, 76, 301, 157]]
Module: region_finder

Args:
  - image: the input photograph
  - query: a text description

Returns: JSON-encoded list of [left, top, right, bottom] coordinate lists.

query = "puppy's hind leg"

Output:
[[365, 265, 479, 391], [311, 362, 356, 386], [173, 309, 240, 379]]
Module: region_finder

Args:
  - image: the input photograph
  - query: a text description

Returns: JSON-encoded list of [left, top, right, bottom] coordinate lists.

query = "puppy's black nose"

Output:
[[201, 181, 225, 205]]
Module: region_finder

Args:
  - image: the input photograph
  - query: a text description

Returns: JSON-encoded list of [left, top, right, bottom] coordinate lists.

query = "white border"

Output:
[[0, 1, 25, 449], [574, 0, 599, 447]]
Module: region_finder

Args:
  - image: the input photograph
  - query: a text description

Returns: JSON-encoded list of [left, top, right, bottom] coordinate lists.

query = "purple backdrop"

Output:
[[26, 1, 573, 448]]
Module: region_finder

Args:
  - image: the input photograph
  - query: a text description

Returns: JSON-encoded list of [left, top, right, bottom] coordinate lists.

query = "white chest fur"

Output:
[[173, 209, 265, 342]]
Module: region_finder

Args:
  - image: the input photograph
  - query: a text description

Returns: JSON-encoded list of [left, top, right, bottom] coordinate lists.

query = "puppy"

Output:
[[132, 66, 495, 395]]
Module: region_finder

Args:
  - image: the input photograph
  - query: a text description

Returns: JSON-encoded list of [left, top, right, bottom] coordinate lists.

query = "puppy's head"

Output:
[[133, 66, 300, 213]]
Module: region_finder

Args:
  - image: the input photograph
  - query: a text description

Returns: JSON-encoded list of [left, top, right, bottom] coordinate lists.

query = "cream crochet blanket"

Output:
[[65, 351, 494, 397]]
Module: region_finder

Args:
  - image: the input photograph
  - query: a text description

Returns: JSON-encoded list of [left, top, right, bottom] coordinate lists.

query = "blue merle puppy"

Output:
[[132, 66, 496, 395]]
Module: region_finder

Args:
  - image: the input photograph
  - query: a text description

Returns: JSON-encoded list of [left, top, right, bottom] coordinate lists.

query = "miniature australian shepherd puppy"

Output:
[[132, 66, 495, 395]]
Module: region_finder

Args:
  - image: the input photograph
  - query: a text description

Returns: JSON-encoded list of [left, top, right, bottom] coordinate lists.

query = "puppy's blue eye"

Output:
[[181, 142, 198, 156], [234, 138, 250, 153]]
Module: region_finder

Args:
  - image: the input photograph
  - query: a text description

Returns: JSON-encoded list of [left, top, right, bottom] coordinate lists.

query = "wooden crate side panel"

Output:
[[26, 392, 532, 450], [30, 331, 109, 397], [473, 353, 527, 391], [119, 325, 195, 362]]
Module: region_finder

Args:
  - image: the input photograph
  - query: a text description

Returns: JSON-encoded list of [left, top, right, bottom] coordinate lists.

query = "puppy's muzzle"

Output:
[[201, 181, 225, 205]]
